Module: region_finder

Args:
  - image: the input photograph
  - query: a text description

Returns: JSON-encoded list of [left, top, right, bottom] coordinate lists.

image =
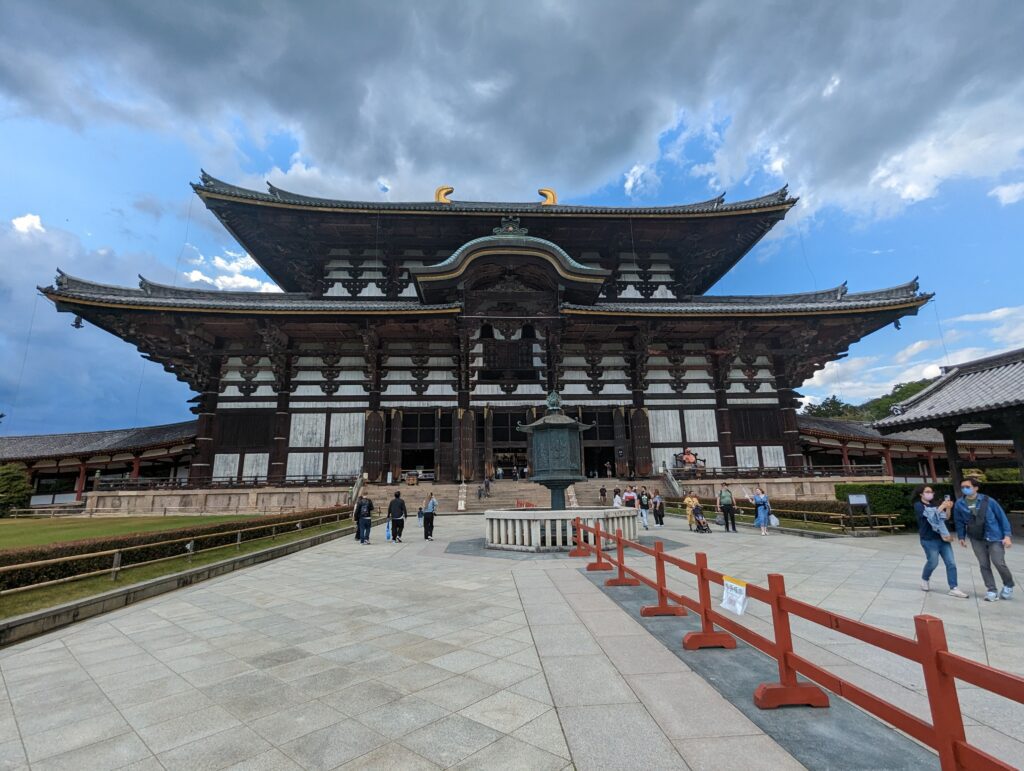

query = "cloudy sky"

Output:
[[2, 1, 1023, 435]]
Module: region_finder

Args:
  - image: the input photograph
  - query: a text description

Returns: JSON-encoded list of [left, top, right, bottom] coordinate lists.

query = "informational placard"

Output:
[[721, 575, 748, 616], [848, 494, 869, 506]]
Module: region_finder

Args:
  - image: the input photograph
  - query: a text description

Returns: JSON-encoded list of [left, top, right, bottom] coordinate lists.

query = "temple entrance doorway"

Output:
[[583, 446, 616, 478], [494, 449, 528, 479]]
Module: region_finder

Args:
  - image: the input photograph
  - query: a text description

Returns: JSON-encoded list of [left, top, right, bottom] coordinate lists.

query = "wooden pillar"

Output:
[[389, 408, 403, 481], [940, 426, 962, 489], [612, 407, 631, 477], [189, 385, 218, 484], [74, 462, 88, 501], [777, 385, 804, 472], [882, 447, 894, 478], [363, 410, 386, 482], [926, 451, 939, 484], [458, 408, 476, 482], [840, 442, 851, 471], [483, 407, 494, 479], [713, 355, 736, 469], [268, 391, 290, 484], [130, 455, 141, 479], [629, 408, 653, 477], [1005, 416, 1024, 482]]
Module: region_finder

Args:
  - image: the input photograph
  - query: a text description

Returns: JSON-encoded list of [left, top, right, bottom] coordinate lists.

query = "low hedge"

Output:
[[664, 497, 850, 527], [834, 482, 1024, 529], [0, 508, 349, 591]]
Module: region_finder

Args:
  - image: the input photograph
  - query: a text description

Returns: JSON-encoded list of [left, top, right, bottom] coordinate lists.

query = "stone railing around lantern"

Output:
[[484, 508, 638, 552]]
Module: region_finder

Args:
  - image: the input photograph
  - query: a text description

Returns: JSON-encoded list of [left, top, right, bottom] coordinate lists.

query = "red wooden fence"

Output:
[[571, 517, 1024, 771]]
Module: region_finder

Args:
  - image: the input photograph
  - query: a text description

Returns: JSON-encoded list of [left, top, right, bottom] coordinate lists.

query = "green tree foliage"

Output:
[[802, 379, 935, 421], [0, 465, 32, 516]]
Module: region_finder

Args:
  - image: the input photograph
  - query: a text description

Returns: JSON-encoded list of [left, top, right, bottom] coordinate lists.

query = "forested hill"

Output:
[[801, 379, 935, 422]]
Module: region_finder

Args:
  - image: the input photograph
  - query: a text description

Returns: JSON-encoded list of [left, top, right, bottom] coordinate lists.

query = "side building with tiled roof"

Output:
[[36, 174, 934, 488]]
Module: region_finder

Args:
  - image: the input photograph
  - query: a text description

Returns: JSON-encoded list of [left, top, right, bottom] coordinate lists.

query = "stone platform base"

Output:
[[485, 507, 638, 552], [83, 485, 354, 516]]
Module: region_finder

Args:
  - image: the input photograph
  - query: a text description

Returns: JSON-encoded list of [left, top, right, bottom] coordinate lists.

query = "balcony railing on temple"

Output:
[[670, 463, 887, 480]]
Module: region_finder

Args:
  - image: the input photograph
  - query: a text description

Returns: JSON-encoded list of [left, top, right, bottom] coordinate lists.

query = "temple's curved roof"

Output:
[[0, 421, 196, 463], [194, 171, 796, 216]]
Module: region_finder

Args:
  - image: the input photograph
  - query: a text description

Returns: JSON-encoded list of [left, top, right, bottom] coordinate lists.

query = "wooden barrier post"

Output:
[[915, 615, 967, 771], [753, 573, 829, 708], [606, 529, 641, 587], [569, 517, 589, 557], [640, 541, 686, 616], [110, 551, 121, 581], [682, 552, 736, 650], [586, 520, 613, 572]]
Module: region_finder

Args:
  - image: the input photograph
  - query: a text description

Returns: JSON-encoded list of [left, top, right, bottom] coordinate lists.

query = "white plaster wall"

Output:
[[649, 409, 683, 445], [683, 409, 718, 443], [327, 452, 363, 476], [212, 453, 239, 479], [762, 445, 786, 467], [286, 452, 323, 478], [329, 412, 366, 446], [736, 446, 759, 468], [652, 447, 677, 473], [699, 446, 722, 468], [289, 413, 326, 447], [241, 453, 269, 480]]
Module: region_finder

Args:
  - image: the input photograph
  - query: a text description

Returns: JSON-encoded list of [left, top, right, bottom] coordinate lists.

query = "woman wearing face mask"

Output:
[[914, 485, 968, 598]]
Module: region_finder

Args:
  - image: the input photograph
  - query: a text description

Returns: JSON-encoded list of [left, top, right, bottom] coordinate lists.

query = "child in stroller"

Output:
[[692, 504, 712, 533]]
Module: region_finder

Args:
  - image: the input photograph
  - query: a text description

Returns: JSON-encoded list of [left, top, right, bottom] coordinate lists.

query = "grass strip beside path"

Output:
[[0, 518, 362, 621], [664, 506, 842, 534], [0, 514, 266, 549]]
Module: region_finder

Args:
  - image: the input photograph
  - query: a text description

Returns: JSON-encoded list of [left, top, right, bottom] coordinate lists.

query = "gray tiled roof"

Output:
[[875, 347, 1024, 431], [799, 416, 1009, 446], [194, 171, 797, 216], [0, 421, 196, 462], [42, 272, 461, 313]]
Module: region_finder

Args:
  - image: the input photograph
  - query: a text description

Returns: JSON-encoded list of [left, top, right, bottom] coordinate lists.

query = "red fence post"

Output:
[[569, 516, 589, 557], [915, 615, 967, 771], [606, 529, 641, 587], [586, 520, 613, 571], [640, 541, 686, 616], [682, 552, 736, 650], [754, 573, 829, 708]]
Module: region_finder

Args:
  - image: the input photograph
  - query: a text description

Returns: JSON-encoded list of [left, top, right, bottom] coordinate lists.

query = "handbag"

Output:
[[715, 514, 725, 526]]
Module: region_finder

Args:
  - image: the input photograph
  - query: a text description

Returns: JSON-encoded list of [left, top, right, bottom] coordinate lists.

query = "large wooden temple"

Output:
[[41, 174, 930, 485]]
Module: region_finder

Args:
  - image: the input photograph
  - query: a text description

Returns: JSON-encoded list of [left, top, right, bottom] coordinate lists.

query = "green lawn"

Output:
[[0, 518, 358, 620], [0, 514, 266, 550]]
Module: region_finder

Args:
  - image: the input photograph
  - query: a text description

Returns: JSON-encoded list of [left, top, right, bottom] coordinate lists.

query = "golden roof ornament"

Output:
[[434, 185, 454, 204], [538, 188, 558, 205]]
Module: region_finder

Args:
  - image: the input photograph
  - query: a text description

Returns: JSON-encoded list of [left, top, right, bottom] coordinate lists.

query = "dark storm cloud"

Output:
[[1, 1, 1022, 206]]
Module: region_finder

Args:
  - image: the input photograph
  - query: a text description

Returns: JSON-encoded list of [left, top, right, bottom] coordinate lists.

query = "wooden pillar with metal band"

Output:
[[775, 373, 805, 472], [713, 354, 737, 469], [840, 442, 851, 472], [882, 447, 894, 478], [130, 454, 142, 480], [268, 390, 290, 484], [189, 383, 219, 485], [74, 461, 88, 501], [483, 407, 494, 480], [389, 408, 403, 481], [612, 406, 631, 478]]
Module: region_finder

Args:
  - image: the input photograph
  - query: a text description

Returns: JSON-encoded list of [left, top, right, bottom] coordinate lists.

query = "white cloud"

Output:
[[623, 163, 660, 198], [11, 213, 45, 234], [211, 253, 258, 273], [988, 182, 1024, 205], [950, 306, 1024, 348], [893, 339, 937, 364], [822, 74, 841, 98], [183, 252, 281, 293]]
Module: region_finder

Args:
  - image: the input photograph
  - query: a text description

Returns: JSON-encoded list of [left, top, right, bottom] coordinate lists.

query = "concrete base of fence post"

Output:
[[606, 575, 641, 587], [683, 631, 736, 650], [586, 561, 613, 572], [753, 682, 830, 709], [640, 603, 686, 616], [568, 518, 589, 557]]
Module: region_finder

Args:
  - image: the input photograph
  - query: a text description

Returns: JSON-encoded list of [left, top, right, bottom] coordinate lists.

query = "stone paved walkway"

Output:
[[0, 514, 1021, 769]]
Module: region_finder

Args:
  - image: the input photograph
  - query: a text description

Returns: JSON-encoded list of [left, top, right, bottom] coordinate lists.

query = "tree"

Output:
[[0, 464, 32, 516], [803, 395, 857, 418]]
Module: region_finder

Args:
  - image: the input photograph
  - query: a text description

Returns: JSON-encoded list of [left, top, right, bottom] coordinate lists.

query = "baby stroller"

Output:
[[692, 505, 712, 534]]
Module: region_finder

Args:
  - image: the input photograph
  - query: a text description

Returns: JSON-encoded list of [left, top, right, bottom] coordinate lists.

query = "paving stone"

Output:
[[356, 695, 449, 738], [414, 675, 501, 712], [542, 655, 638, 707], [156, 725, 272, 771], [0, 738, 27, 770], [530, 624, 603, 658], [506, 672, 554, 706], [22, 711, 130, 763], [221, 747, 305, 770], [338, 742, 442, 769], [250, 700, 345, 745], [558, 704, 684, 769], [511, 708, 571, 760], [135, 704, 241, 755], [322, 680, 408, 716], [458, 690, 551, 734], [466, 659, 537, 689], [430, 649, 497, 674], [451, 734, 566, 770], [279, 718, 388, 770], [674, 735, 807, 771], [399, 714, 503, 768], [122, 688, 215, 730]]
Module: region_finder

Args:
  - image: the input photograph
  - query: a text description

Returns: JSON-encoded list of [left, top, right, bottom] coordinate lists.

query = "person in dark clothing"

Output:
[[354, 494, 374, 544], [914, 485, 967, 598], [954, 477, 1014, 602], [388, 491, 407, 543], [422, 493, 437, 540], [717, 484, 738, 533]]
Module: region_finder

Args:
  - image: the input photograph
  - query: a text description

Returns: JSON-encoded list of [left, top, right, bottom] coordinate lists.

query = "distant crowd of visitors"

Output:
[[352, 490, 437, 545]]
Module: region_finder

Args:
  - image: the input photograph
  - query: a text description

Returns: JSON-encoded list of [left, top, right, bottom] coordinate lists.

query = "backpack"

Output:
[[967, 496, 990, 541]]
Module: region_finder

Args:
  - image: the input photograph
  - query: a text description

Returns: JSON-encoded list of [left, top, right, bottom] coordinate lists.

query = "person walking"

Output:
[[612, 488, 623, 508], [954, 477, 1014, 602], [638, 486, 651, 530], [748, 487, 770, 535], [355, 493, 374, 544], [388, 491, 407, 544], [683, 490, 700, 531], [718, 484, 738, 533], [604, 460, 612, 478], [652, 489, 664, 527], [483, 477, 491, 498], [915, 485, 968, 598], [622, 485, 637, 511], [422, 493, 437, 541], [599, 484, 607, 505]]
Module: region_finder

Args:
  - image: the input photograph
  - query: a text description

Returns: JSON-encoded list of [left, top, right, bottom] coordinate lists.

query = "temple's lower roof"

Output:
[[0, 421, 196, 463]]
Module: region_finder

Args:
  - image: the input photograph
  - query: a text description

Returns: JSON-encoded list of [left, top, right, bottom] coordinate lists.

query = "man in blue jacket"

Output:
[[954, 477, 1014, 602]]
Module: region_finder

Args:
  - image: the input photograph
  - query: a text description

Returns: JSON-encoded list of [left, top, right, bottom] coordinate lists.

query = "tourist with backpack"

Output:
[[954, 477, 1014, 602], [717, 484, 738, 533], [355, 494, 374, 544], [388, 490, 407, 543], [915, 485, 968, 598]]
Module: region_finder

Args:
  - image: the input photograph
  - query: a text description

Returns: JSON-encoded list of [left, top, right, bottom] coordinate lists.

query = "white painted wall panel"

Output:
[[762, 445, 786, 468], [649, 409, 682, 445], [736, 446, 759, 468], [683, 410, 718, 443], [699, 446, 722, 468], [329, 413, 366, 446], [213, 453, 239, 480], [241, 453, 269, 480], [289, 413, 326, 447], [652, 447, 677, 474], [286, 452, 323, 478], [327, 452, 363, 476]]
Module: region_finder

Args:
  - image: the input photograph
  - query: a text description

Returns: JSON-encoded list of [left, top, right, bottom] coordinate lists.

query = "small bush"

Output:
[[0, 508, 348, 590], [834, 482, 1024, 528]]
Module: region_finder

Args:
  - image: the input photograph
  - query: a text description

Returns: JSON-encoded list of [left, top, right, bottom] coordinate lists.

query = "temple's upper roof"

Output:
[[192, 172, 798, 295], [42, 271, 928, 318], [875, 346, 1024, 432]]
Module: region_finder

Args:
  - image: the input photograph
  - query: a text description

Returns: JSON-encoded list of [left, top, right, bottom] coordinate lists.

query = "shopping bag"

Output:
[[721, 576, 748, 615], [715, 514, 725, 526], [385, 521, 392, 541], [769, 514, 780, 528]]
